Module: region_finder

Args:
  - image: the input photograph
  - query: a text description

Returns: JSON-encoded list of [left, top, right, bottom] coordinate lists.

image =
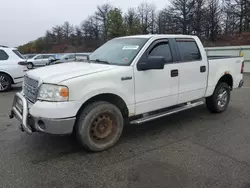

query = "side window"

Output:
[[176, 39, 202, 62], [148, 42, 173, 63], [69, 55, 75, 59], [35, 55, 42, 59], [0, 50, 9, 60], [42, 55, 49, 59]]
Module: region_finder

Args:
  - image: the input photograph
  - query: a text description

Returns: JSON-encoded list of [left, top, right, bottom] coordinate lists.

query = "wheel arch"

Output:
[[0, 71, 14, 84], [76, 93, 129, 119], [217, 73, 233, 89]]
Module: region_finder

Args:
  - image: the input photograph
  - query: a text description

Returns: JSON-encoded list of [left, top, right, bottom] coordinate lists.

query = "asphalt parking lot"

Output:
[[1, 75, 250, 188]]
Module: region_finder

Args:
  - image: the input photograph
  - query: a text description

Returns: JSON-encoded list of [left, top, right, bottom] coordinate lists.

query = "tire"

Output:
[[75, 101, 124, 152], [206, 82, 230, 113], [0, 73, 12, 92], [27, 62, 34, 69]]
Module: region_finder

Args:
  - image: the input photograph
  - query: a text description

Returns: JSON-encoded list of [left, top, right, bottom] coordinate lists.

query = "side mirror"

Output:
[[137, 56, 165, 71]]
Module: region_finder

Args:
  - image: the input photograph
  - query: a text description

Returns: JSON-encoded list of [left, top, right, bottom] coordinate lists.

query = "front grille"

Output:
[[23, 76, 39, 103]]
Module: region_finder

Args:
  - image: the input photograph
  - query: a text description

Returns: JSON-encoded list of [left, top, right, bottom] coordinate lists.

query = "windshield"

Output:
[[89, 38, 148, 66]]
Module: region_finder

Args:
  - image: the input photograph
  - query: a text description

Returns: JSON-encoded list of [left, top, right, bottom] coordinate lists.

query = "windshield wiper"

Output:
[[89, 59, 111, 65]]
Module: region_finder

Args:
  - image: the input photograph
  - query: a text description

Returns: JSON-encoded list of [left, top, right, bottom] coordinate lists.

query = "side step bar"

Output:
[[130, 100, 204, 124]]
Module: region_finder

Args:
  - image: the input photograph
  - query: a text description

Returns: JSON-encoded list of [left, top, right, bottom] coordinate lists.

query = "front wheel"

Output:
[[206, 82, 230, 113], [75, 101, 124, 152]]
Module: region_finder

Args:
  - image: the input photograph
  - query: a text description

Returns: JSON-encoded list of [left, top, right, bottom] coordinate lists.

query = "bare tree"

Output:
[[171, 0, 195, 34], [62, 21, 74, 42], [137, 2, 156, 34], [95, 3, 112, 41], [233, 0, 250, 32], [192, 0, 206, 38], [124, 8, 142, 35], [206, 0, 222, 41], [73, 26, 83, 46], [223, 0, 238, 35], [52, 25, 63, 44], [157, 7, 180, 34]]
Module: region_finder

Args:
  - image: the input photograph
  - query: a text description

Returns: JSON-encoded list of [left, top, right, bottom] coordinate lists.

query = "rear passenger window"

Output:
[[42, 55, 50, 59], [35, 55, 43, 59], [0, 50, 9, 60], [12, 50, 24, 59], [149, 42, 173, 63], [176, 39, 201, 61]]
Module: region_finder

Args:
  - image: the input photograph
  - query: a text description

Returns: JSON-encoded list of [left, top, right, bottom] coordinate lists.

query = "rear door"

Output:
[[33, 55, 43, 66], [175, 38, 208, 103], [134, 39, 179, 115], [42, 55, 51, 65]]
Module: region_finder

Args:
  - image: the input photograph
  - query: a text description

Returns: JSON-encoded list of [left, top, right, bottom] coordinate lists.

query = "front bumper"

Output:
[[10, 92, 76, 135]]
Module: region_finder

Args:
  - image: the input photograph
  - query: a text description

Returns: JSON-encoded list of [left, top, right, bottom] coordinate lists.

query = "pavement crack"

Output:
[[189, 140, 250, 168]]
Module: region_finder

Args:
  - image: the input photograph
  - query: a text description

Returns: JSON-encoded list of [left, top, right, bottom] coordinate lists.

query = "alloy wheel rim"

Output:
[[0, 75, 9, 91], [217, 88, 228, 108]]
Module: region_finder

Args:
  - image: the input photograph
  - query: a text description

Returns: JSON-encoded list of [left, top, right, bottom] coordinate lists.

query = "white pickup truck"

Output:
[[10, 35, 244, 152]]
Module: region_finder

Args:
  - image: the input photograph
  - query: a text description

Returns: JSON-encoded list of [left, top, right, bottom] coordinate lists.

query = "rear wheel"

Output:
[[27, 62, 34, 69], [0, 73, 12, 92], [75, 101, 124, 152], [206, 82, 230, 113]]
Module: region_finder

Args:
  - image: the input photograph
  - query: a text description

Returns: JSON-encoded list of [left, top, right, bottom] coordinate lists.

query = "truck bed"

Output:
[[206, 56, 244, 96], [207, 55, 240, 60]]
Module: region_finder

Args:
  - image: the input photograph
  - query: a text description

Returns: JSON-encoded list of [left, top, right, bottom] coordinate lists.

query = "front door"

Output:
[[134, 39, 179, 115]]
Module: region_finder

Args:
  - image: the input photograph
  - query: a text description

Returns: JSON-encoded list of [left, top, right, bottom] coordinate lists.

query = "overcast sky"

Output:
[[0, 0, 168, 47]]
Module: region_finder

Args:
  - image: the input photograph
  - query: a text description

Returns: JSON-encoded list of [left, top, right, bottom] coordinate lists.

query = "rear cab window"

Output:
[[175, 38, 202, 62], [0, 50, 9, 60]]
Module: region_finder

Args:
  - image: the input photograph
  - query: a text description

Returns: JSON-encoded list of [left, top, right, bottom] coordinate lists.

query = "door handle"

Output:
[[171, 69, 178, 77], [200, 66, 206, 73]]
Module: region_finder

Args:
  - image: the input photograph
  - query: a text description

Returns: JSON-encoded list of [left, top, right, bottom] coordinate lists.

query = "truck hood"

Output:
[[26, 62, 118, 83]]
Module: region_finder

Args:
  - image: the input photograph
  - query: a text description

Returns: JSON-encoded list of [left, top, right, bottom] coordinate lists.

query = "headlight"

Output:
[[37, 84, 69, 102]]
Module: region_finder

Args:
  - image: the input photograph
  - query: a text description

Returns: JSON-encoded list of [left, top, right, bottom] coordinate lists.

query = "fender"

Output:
[[206, 71, 233, 97]]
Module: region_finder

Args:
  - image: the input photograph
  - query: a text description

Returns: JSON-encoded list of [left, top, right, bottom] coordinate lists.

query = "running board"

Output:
[[130, 101, 204, 124]]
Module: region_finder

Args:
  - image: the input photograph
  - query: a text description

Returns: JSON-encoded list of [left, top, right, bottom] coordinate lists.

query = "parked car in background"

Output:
[[27, 54, 56, 69], [49, 53, 76, 65], [0, 45, 27, 92], [75, 53, 90, 62], [23, 54, 36, 59], [49, 53, 90, 65], [10, 35, 244, 151]]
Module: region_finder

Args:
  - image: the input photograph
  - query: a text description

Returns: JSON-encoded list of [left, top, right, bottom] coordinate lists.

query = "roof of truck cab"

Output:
[[118, 34, 197, 39]]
